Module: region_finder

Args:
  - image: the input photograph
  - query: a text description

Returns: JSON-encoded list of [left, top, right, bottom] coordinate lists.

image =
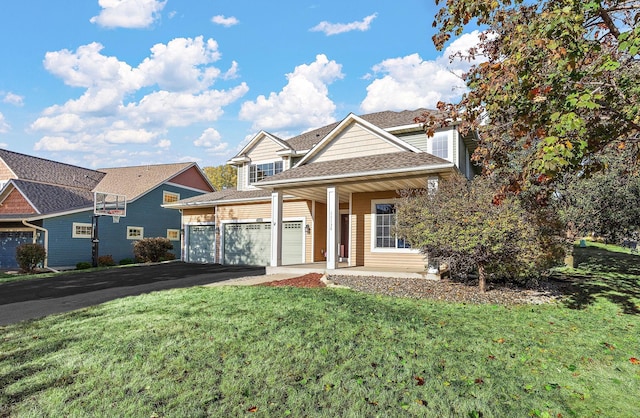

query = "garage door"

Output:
[[187, 225, 216, 263], [223, 221, 303, 266], [0, 231, 33, 269]]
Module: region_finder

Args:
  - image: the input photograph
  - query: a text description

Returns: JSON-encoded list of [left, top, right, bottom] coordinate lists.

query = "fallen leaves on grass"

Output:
[[630, 357, 640, 365]]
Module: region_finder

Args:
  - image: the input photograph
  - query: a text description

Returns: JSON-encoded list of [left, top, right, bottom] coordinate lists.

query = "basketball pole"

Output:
[[91, 214, 100, 267]]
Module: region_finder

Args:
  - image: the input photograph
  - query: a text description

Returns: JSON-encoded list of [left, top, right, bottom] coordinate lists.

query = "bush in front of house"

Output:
[[76, 262, 92, 270], [16, 243, 46, 273], [97, 255, 116, 267], [119, 258, 135, 265], [133, 237, 175, 263]]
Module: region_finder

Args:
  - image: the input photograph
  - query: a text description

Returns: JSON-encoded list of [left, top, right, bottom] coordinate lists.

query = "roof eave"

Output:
[[257, 163, 456, 188]]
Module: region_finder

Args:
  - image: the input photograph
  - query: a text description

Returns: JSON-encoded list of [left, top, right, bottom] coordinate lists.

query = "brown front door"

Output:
[[340, 214, 349, 259]]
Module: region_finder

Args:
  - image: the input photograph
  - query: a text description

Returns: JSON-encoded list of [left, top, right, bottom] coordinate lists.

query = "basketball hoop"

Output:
[[112, 215, 120, 224]]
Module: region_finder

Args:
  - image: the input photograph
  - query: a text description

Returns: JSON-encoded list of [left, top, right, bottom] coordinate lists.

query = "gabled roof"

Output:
[[294, 113, 422, 166], [94, 162, 198, 202], [283, 109, 432, 152], [0, 179, 95, 216], [0, 149, 105, 190], [233, 131, 292, 160]]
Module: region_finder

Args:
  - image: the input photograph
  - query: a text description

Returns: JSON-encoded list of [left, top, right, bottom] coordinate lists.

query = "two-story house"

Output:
[[0, 149, 214, 269], [165, 109, 478, 273]]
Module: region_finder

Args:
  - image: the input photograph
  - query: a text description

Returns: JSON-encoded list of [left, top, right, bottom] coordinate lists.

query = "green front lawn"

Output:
[[1, 247, 639, 417]]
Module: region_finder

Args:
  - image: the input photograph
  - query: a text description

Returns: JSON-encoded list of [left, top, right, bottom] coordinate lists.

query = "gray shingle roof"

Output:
[[0, 149, 105, 189], [170, 188, 273, 206], [257, 151, 451, 185], [284, 109, 433, 151], [12, 179, 95, 215]]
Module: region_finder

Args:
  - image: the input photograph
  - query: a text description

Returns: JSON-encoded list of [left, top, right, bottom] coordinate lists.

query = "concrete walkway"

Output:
[[205, 273, 303, 287]]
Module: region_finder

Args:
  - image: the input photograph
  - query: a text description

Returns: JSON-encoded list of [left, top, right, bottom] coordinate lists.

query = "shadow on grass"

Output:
[[554, 246, 640, 315]]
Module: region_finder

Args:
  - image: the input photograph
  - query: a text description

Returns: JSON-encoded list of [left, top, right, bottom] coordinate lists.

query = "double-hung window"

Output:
[[249, 161, 283, 184], [373, 202, 411, 250]]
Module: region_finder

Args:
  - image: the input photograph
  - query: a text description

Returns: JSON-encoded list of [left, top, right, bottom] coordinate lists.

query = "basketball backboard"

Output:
[[94, 192, 127, 217]]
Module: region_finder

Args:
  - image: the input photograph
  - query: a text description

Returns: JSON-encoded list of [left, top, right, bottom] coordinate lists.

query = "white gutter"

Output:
[[21, 219, 59, 272], [258, 162, 456, 188]]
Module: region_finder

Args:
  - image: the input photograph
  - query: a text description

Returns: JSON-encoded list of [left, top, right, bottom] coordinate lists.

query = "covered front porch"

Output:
[[259, 153, 456, 274]]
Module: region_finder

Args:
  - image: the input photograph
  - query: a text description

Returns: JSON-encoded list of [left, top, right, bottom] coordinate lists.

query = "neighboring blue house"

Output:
[[0, 149, 214, 270]]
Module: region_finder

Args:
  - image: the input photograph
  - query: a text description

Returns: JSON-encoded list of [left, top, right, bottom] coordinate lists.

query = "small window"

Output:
[[167, 229, 180, 241], [127, 226, 144, 240], [72, 222, 92, 238], [249, 161, 284, 184], [163, 191, 180, 204]]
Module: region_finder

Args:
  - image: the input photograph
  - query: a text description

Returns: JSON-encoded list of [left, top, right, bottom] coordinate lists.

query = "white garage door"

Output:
[[223, 221, 303, 266], [187, 225, 216, 263]]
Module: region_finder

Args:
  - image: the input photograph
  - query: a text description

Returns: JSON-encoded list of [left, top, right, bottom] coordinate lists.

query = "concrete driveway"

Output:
[[0, 262, 265, 326]]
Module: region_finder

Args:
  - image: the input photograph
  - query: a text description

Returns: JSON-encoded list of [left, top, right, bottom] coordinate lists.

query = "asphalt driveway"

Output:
[[0, 262, 265, 326]]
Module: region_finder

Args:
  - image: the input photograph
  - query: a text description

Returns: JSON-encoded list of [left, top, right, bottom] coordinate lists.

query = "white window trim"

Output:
[[127, 226, 144, 240], [72, 222, 93, 238], [167, 229, 180, 241], [427, 130, 452, 161], [163, 190, 180, 204], [370, 199, 419, 254], [248, 159, 284, 185]]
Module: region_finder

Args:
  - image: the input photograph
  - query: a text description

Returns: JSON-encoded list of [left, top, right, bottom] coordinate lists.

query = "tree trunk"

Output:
[[478, 263, 486, 292]]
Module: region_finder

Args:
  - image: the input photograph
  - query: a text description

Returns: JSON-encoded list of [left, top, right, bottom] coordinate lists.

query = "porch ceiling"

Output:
[[272, 173, 436, 203]]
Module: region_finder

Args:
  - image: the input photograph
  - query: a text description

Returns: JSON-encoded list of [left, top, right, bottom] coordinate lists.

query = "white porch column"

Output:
[[270, 190, 283, 267], [326, 186, 339, 269]]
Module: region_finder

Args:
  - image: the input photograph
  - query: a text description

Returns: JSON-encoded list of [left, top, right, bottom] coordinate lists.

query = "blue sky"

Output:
[[0, 0, 480, 169]]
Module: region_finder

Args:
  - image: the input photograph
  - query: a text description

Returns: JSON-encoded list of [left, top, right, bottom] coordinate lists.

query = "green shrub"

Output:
[[97, 255, 116, 267], [119, 258, 135, 265], [16, 243, 46, 273], [76, 262, 92, 270], [133, 237, 174, 263]]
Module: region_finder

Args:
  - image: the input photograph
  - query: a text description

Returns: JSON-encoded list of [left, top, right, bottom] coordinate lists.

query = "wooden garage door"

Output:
[[223, 221, 303, 266]]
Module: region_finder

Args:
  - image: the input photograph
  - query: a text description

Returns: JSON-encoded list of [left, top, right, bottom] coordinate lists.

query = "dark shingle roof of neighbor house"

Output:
[[95, 162, 195, 201], [0, 149, 105, 190], [257, 151, 452, 185], [12, 179, 96, 215], [284, 109, 432, 152]]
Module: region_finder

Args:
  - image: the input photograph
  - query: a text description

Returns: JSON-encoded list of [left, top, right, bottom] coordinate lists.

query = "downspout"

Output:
[[21, 219, 59, 273]]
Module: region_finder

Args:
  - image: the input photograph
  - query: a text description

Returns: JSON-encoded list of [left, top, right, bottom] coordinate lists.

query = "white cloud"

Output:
[[211, 15, 239, 27], [34, 136, 88, 152], [90, 0, 167, 29], [194, 128, 229, 153], [3, 92, 24, 106], [239, 54, 343, 132], [360, 32, 484, 113], [43, 42, 142, 91], [32, 37, 248, 158], [436, 30, 486, 74], [223, 61, 240, 80], [310, 13, 377, 36], [0, 112, 9, 133], [125, 84, 249, 128], [137, 37, 222, 92]]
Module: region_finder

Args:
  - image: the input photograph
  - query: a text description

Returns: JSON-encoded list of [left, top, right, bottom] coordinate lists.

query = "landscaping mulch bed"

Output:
[[259, 273, 326, 288], [260, 273, 569, 305]]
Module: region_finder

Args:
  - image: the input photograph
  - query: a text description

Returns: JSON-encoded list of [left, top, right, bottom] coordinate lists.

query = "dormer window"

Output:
[[249, 161, 283, 184]]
